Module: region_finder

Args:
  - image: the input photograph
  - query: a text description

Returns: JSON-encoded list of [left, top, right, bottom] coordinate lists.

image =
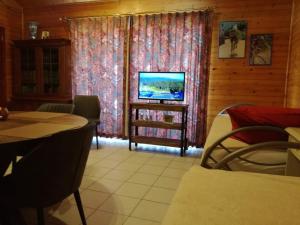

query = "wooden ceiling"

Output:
[[14, 0, 118, 7]]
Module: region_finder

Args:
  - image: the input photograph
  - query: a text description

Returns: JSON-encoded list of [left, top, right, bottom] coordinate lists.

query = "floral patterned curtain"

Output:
[[129, 11, 213, 146], [70, 17, 128, 137]]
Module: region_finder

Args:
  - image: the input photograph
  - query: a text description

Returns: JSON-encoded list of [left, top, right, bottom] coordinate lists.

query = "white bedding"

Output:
[[162, 166, 300, 225]]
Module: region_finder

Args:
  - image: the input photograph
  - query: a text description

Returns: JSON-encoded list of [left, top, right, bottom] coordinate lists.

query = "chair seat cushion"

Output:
[[227, 106, 300, 144]]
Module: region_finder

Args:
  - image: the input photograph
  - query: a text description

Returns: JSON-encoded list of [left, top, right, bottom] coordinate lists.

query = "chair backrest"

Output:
[[37, 103, 74, 113], [12, 123, 94, 208], [73, 95, 101, 120]]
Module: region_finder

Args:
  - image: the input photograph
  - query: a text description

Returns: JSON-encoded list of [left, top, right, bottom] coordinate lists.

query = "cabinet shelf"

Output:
[[132, 120, 182, 129], [128, 102, 189, 156]]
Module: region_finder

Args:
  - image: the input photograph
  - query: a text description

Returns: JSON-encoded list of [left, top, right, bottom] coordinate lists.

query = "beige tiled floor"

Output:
[[23, 138, 201, 225]]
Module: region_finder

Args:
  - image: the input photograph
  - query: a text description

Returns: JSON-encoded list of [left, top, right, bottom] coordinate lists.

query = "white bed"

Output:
[[162, 166, 300, 225]]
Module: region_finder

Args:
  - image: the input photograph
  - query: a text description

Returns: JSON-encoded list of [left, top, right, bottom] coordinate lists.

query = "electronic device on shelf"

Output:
[[138, 71, 185, 104]]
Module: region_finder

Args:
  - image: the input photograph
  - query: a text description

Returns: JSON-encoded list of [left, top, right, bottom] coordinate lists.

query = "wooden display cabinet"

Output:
[[0, 27, 5, 106], [9, 39, 71, 110], [128, 102, 189, 156]]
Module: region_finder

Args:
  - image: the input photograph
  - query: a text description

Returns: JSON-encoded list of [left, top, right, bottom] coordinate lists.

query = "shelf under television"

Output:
[[131, 136, 182, 148], [129, 102, 188, 156], [132, 120, 182, 129]]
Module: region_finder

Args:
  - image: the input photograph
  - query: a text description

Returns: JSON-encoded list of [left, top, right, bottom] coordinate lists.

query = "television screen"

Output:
[[138, 72, 185, 102]]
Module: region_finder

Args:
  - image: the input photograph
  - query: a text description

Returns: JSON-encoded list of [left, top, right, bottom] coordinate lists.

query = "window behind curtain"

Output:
[[129, 11, 212, 146], [70, 17, 129, 137], [70, 11, 212, 146]]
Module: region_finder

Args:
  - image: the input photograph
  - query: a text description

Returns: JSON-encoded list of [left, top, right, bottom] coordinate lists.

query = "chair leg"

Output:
[[74, 190, 87, 225], [36, 208, 44, 225], [95, 124, 99, 149], [12, 156, 17, 172]]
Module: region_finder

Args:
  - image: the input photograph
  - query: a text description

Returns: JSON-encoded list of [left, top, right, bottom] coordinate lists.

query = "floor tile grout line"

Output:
[[124, 159, 172, 222], [86, 159, 153, 216], [43, 140, 201, 225], [103, 155, 165, 222]]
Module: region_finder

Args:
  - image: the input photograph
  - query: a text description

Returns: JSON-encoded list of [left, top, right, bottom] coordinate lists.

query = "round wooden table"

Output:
[[0, 111, 88, 175]]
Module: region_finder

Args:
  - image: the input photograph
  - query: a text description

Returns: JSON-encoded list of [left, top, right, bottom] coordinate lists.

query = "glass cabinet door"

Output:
[[13, 39, 71, 102], [20, 48, 36, 94], [43, 48, 59, 94]]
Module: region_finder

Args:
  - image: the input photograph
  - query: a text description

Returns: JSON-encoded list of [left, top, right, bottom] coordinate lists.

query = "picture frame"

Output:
[[249, 34, 273, 65], [41, 31, 50, 39], [219, 21, 247, 58]]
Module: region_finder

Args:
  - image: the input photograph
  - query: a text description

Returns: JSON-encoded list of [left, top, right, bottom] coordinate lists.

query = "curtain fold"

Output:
[[70, 11, 213, 146], [70, 17, 128, 137], [129, 11, 213, 146]]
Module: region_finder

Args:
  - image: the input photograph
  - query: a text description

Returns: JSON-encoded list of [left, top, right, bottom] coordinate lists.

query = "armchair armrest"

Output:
[[218, 102, 255, 115], [215, 141, 300, 170], [201, 126, 288, 171]]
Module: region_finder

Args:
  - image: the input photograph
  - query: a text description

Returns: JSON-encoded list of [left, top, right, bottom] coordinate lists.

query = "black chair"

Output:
[[10, 103, 75, 162], [0, 123, 94, 225], [37, 103, 74, 113], [73, 95, 101, 149]]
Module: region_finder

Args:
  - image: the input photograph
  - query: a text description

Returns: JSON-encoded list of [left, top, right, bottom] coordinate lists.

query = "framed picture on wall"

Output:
[[219, 21, 247, 58], [249, 34, 273, 65]]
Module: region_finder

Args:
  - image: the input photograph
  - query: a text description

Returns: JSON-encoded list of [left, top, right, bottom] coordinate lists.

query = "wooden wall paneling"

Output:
[[19, 0, 293, 132], [207, 0, 292, 129], [0, 2, 22, 104], [286, 0, 300, 108]]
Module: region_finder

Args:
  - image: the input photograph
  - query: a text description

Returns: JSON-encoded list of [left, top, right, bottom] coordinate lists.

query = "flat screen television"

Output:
[[138, 72, 185, 103]]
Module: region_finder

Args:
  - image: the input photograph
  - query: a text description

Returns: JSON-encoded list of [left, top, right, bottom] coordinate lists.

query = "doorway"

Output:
[[0, 27, 5, 105]]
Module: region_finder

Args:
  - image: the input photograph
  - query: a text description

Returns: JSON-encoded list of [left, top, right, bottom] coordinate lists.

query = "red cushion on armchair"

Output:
[[227, 106, 300, 144]]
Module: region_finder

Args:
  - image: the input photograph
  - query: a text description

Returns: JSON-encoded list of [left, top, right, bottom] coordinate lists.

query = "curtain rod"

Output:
[[59, 7, 214, 21]]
